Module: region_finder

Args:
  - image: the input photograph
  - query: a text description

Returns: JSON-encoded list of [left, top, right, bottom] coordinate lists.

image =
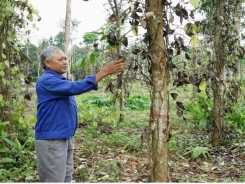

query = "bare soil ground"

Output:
[[71, 129, 245, 182], [24, 98, 245, 182]]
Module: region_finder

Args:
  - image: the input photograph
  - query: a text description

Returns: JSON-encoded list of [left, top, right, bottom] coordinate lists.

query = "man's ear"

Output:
[[44, 60, 50, 68]]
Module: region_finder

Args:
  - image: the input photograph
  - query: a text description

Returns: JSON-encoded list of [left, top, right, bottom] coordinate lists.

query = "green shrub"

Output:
[[96, 159, 120, 182], [184, 91, 213, 131], [168, 131, 177, 151], [0, 120, 37, 182], [225, 96, 245, 132], [82, 96, 113, 107], [125, 95, 150, 110], [183, 146, 210, 159]]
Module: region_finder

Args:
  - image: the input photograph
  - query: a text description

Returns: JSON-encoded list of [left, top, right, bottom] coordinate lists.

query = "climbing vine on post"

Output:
[[0, 0, 39, 133]]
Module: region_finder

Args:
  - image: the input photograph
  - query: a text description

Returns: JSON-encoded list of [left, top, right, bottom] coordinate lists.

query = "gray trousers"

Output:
[[35, 137, 74, 182]]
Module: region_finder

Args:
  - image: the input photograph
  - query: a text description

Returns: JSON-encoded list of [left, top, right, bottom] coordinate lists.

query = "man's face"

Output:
[[45, 51, 68, 75]]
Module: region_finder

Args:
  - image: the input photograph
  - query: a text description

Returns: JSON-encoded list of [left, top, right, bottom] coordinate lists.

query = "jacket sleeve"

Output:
[[39, 75, 98, 96]]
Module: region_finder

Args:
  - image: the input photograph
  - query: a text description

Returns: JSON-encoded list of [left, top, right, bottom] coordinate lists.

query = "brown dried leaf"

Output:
[[145, 12, 154, 19], [93, 43, 98, 50], [37, 16, 41, 22], [176, 108, 183, 117], [122, 37, 128, 47], [171, 93, 178, 100], [132, 48, 141, 55], [139, 18, 147, 29], [108, 14, 117, 22], [169, 14, 174, 23], [176, 101, 185, 110]]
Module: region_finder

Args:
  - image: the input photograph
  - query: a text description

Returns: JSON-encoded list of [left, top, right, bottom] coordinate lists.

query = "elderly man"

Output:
[[35, 46, 126, 182]]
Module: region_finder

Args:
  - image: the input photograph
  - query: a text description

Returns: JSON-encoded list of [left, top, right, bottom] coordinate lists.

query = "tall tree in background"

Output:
[[64, 0, 72, 80], [22, 44, 39, 82], [197, 0, 245, 146], [50, 32, 64, 49], [233, 0, 243, 99], [213, 0, 226, 146], [211, 0, 244, 146]]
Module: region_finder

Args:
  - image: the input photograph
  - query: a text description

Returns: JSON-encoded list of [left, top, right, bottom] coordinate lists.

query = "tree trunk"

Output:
[[146, 0, 170, 181], [233, 0, 242, 99], [64, 0, 71, 80], [213, 0, 226, 146], [37, 51, 43, 78], [25, 44, 30, 96], [112, 0, 125, 122]]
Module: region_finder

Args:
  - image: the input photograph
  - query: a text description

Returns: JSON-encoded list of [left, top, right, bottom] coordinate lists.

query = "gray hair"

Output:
[[40, 46, 62, 69]]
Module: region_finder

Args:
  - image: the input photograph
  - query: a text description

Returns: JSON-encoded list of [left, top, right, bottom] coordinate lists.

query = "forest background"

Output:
[[0, 0, 245, 182]]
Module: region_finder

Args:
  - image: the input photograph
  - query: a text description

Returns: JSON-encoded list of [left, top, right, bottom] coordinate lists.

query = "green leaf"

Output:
[[206, 47, 214, 55], [92, 50, 100, 58], [2, 78, 6, 85], [192, 147, 209, 158], [4, 60, 9, 67], [199, 118, 207, 131], [192, 148, 201, 158], [1, 53, 6, 59], [132, 26, 138, 35], [0, 71, 5, 77], [190, 36, 200, 51], [81, 57, 87, 69], [3, 137, 17, 147], [32, 9, 38, 15], [1, 157, 14, 163], [100, 35, 107, 41], [7, 30, 12, 36], [7, 36, 13, 42], [26, 117, 37, 125], [108, 45, 116, 52], [0, 121, 9, 132], [18, 117, 25, 124], [27, 14, 33, 22], [90, 53, 96, 65], [75, 59, 82, 67], [199, 80, 207, 91], [75, 57, 87, 70], [32, 23, 36, 29], [0, 63, 5, 70], [2, 43, 6, 49], [0, 145, 9, 153], [72, 63, 77, 70], [189, 0, 200, 9], [0, 94, 3, 102], [6, 5, 13, 12], [11, 68, 16, 74], [203, 57, 209, 63], [15, 138, 22, 151], [21, 23, 26, 29]]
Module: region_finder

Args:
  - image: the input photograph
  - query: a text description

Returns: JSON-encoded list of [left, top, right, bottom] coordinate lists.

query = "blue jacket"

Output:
[[35, 69, 98, 140]]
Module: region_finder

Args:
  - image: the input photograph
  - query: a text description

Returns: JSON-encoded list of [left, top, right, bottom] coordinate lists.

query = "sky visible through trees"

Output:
[[29, 0, 108, 45]]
